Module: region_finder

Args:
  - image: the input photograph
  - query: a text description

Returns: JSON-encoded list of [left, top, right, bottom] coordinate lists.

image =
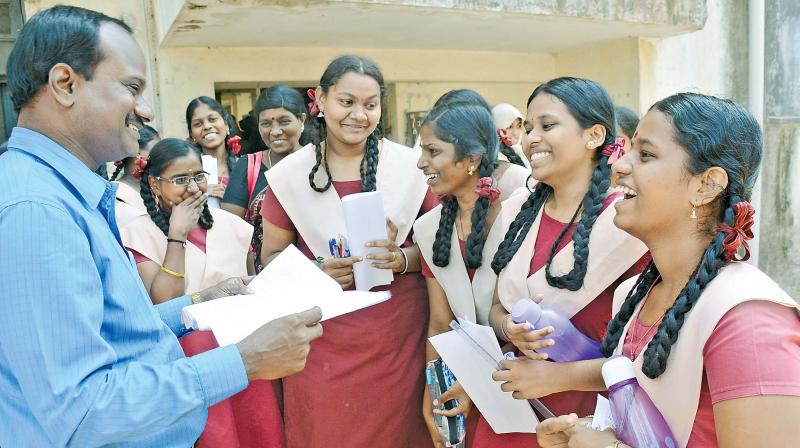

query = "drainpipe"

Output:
[[748, 0, 764, 266]]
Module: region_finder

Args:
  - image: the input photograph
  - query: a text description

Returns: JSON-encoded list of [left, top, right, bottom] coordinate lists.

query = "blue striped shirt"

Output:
[[0, 128, 248, 447]]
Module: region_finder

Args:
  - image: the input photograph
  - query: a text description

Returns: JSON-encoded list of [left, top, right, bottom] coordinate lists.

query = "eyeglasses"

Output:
[[155, 172, 209, 186]]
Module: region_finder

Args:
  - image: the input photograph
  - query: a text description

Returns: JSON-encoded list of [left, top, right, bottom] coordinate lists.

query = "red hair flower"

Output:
[[497, 128, 514, 147], [307, 89, 320, 117], [133, 156, 148, 180], [474, 177, 501, 202], [601, 138, 626, 164], [717, 201, 755, 262], [227, 135, 242, 156]]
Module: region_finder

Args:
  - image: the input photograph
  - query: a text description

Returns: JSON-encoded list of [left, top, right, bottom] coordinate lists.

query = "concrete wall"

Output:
[[156, 46, 554, 141], [761, 0, 800, 298], [554, 38, 642, 112]]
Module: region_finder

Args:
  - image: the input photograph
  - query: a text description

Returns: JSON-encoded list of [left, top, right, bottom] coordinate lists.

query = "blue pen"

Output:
[[328, 238, 338, 258]]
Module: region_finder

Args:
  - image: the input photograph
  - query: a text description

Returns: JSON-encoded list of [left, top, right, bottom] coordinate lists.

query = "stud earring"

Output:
[[690, 205, 697, 219], [586, 140, 596, 149], [318, 109, 325, 118], [468, 165, 476, 176]]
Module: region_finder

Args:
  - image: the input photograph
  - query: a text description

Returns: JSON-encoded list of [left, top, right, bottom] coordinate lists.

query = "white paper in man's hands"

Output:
[[341, 191, 393, 291], [429, 319, 539, 434], [201, 155, 221, 208], [181, 244, 391, 346]]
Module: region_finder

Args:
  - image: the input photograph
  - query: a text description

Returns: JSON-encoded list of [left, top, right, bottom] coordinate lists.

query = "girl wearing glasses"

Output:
[[119, 138, 283, 448]]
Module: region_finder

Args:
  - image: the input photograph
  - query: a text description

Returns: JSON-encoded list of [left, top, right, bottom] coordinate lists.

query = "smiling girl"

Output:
[[414, 103, 529, 446], [259, 54, 437, 447], [186, 96, 240, 203], [475, 77, 649, 447], [535, 93, 800, 448]]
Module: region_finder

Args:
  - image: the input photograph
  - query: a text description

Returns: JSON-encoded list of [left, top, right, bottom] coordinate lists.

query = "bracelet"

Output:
[[398, 247, 409, 275], [315, 256, 325, 268], [190, 292, 203, 304], [160, 265, 185, 278], [167, 238, 186, 248]]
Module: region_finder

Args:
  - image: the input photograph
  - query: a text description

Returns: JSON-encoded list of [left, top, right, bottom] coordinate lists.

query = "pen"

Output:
[[328, 238, 337, 258]]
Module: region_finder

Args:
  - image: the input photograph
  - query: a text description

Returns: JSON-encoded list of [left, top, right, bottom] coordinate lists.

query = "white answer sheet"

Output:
[[429, 320, 539, 434], [181, 244, 391, 346], [341, 191, 394, 291]]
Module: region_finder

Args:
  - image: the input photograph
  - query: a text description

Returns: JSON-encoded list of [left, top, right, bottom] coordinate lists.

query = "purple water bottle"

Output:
[[510, 298, 603, 361], [602, 356, 677, 448]]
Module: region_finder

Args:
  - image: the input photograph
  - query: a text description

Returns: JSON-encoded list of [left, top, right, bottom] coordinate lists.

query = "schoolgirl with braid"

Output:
[[186, 96, 241, 203], [259, 54, 438, 447], [112, 124, 159, 226], [425, 88, 531, 199], [414, 103, 529, 446], [534, 93, 800, 448], [119, 138, 283, 448], [475, 77, 650, 447]]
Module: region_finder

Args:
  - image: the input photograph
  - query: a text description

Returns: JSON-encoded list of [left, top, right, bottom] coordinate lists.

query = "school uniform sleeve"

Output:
[[260, 186, 296, 231], [704, 300, 800, 404], [222, 156, 250, 208]]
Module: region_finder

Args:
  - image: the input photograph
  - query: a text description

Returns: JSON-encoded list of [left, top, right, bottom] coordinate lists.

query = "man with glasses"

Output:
[[0, 6, 322, 446]]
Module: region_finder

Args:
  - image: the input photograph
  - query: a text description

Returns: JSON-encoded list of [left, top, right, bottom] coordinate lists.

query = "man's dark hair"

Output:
[[7, 5, 132, 112]]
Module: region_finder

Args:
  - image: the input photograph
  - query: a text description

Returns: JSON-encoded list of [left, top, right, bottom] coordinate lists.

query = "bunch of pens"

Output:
[[328, 234, 351, 258]]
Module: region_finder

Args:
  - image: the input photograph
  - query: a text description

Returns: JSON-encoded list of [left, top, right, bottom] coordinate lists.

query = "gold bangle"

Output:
[[190, 292, 203, 304], [160, 265, 185, 278]]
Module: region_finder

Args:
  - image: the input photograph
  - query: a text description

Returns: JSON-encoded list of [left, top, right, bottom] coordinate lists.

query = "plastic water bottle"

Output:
[[425, 359, 466, 447], [602, 356, 677, 448], [510, 297, 603, 361]]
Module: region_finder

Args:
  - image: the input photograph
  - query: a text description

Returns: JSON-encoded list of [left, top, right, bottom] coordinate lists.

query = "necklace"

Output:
[[628, 297, 668, 361], [456, 207, 474, 240], [266, 149, 275, 169]]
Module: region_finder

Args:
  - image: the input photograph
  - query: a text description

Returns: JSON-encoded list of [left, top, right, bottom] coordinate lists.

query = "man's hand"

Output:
[[236, 307, 323, 381], [195, 276, 255, 302]]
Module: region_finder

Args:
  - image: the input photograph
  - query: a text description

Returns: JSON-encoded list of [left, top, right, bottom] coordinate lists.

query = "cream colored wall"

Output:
[[554, 38, 642, 113], [157, 46, 555, 141], [638, 0, 749, 108]]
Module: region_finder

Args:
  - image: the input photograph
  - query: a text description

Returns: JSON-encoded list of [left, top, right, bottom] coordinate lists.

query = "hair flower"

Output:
[[601, 137, 626, 164], [133, 156, 148, 180], [307, 89, 320, 117], [227, 135, 242, 156], [717, 201, 755, 262], [475, 176, 501, 202], [497, 128, 514, 147]]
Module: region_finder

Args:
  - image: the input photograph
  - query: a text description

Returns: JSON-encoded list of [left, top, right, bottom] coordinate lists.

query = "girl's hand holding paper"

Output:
[[366, 218, 405, 272]]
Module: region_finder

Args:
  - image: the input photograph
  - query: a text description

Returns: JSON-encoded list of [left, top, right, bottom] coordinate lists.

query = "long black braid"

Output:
[[139, 138, 214, 237], [498, 138, 526, 167], [423, 103, 501, 268], [490, 184, 551, 274], [490, 78, 616, 292], [110, 164, 124, 181], [602, 92, 763, 379], [544, 153, 613, 290]]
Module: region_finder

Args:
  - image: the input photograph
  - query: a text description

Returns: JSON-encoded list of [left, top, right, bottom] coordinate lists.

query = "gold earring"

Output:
[[586, 140, 595, 149], [690, 205, 697, 219], [468, 165, 476, 176]]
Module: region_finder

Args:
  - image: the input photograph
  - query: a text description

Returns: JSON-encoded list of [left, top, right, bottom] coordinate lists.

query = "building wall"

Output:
[[156, 46, 554, 141]]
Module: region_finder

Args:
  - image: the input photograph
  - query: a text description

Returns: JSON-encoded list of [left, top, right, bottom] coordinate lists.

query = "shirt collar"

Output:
[[7, 127, 110, 209]]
